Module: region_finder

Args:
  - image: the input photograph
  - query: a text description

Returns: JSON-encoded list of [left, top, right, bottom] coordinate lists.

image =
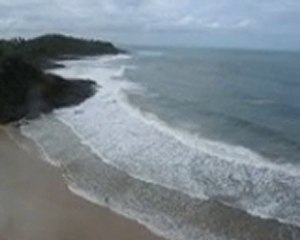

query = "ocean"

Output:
[[21, 47, 300, 240]]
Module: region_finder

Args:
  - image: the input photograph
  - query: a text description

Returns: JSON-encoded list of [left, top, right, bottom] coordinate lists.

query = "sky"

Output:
[[1, 0, 300, 50]]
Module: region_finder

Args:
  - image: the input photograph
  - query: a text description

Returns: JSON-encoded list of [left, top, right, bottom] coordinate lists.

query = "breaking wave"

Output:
[[20, 55, 300, 240]]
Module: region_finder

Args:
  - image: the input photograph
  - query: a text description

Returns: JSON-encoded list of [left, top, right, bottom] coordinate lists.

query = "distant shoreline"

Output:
[[0, 34, 126, 124], [0, 35, 165, 240]]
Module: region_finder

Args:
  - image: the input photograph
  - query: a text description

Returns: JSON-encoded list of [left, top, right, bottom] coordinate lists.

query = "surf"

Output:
[[17, 54, 300, 228]]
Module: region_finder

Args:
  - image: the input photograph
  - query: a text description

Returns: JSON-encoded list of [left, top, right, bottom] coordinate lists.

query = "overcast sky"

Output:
[[1, 0, 300, 50]]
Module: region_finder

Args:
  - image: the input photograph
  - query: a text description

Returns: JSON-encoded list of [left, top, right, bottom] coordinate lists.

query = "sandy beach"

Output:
[[0, 127, 164, 240]]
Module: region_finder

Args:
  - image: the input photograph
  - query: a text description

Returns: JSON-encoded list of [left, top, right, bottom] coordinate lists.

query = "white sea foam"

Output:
[[21, 116, 226, 240], [67, 184, 184, 240], [22, 55, 300, 229]]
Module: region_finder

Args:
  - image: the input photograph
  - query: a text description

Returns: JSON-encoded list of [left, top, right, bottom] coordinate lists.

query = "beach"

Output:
[[0, 48, 299, 240], [0, 126, 164, 240]]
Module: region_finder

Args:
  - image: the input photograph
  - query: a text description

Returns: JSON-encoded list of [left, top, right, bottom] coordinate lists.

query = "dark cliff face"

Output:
[[0, 57, 97, 124]]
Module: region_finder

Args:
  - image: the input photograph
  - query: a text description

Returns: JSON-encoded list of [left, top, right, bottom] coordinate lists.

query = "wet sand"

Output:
[[0, 127, 164, 240]]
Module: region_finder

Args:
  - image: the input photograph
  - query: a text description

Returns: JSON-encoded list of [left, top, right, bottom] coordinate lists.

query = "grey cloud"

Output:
[[0, 0, 299, 49]]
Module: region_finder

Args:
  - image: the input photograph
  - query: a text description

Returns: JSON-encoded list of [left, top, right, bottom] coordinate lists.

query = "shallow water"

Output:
[[21, 48, 300, 240]]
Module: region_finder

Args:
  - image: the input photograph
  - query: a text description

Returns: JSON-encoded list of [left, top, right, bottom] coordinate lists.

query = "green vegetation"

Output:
[[0, 34, 125, 67], [0, 34, 124, 123]]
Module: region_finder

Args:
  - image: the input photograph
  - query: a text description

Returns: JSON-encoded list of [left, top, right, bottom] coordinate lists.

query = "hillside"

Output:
[[0, 34, 124, 123], [0, 34, 125, 68]]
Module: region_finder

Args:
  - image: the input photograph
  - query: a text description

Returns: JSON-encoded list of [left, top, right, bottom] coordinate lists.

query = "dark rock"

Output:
[[0, 57, 96, 124]]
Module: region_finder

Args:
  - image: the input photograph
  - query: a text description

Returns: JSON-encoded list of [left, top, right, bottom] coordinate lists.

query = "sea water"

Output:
[[21, 47, 300, 240]]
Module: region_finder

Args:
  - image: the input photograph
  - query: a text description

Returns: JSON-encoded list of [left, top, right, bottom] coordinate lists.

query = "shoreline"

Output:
[[0, 126, 165, 240]]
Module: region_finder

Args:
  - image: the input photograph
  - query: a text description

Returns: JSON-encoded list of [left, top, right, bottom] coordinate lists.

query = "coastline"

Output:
[[0, 126, 164, 240]]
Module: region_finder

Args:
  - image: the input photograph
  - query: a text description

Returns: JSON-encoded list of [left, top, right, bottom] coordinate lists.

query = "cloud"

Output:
[[173, 15, 257, 31], [233, 19, 257, 29], [0, 0, 300, 48]]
